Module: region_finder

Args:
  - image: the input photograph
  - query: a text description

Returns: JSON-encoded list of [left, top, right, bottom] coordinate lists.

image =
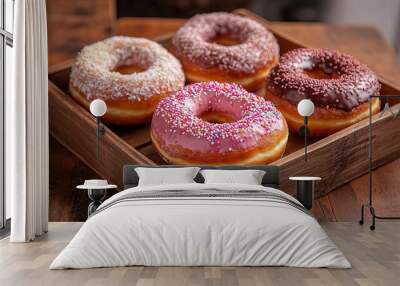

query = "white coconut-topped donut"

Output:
[[69, 36, 185, 125]]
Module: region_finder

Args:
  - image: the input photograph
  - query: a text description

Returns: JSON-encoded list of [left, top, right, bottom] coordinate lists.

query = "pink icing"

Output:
[[171, 12, 279, 74], [151, 82, 284, 156]]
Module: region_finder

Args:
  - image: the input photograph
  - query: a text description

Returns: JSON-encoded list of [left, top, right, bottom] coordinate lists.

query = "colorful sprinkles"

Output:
[[266, 48, 380, 111], [70, 36, 185, 101], [171, 12, 279, 74], [151, 82, 284, 154]]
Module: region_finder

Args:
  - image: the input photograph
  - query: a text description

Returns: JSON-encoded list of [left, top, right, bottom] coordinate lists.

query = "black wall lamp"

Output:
[[89, 99, 107, 159], [297, 99, 315, 162]]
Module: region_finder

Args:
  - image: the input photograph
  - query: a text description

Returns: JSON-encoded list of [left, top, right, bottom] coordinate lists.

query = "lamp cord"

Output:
[[304, 116, 308, 162], [96, 117, 100, 160]]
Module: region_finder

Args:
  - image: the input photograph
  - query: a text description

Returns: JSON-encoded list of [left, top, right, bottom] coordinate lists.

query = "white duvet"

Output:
[[50, 183, 350, 269]]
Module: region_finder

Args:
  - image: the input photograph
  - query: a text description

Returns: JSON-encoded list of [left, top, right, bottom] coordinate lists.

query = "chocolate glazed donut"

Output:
[[265, 48, 380, 136]]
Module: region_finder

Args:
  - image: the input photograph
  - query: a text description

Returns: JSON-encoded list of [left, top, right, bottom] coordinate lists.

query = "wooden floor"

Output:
[[1, 222, 399, 286]]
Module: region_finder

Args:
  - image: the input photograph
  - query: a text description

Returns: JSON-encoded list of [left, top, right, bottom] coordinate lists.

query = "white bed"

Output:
[[50, 181, 350, 269]]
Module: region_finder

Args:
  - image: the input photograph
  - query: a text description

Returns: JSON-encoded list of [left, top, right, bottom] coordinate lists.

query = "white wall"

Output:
[[324, 0, 400, 49]]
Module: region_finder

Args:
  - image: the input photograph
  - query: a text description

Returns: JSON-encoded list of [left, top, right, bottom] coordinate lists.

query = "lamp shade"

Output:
[[297, 99, 315, 117], [90, 99, 107, 117]]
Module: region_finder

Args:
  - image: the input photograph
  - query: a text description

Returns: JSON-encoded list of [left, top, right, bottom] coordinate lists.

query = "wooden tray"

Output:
[[48, 9, 400, 198]]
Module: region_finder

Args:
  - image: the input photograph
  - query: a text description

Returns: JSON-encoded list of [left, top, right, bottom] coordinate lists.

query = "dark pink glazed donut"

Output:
[[170, 12, 280, 91], [265, 48, 381, 136], [151, 82, 288, 165]]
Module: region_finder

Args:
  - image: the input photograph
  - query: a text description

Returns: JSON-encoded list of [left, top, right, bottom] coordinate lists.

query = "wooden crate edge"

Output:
[[48, 81, 156, 186]]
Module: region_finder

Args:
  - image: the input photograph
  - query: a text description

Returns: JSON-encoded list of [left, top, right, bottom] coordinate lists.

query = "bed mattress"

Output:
[[50, 183, 350, 269]]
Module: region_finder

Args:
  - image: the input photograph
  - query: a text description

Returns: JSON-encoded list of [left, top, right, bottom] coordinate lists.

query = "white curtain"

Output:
[[7, 0, 49, 242]]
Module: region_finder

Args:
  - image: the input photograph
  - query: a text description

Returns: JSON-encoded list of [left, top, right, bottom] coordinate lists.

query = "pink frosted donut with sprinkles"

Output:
[[151, 82, 288, 165], [265, 48, 380, 137], [171, 12, 279, 91], [70, 36, 185, 125]]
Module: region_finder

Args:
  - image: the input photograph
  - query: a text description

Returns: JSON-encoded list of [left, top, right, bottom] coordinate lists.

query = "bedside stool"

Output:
[[289, 177, 321, 210], [77, 180, 117, 217]]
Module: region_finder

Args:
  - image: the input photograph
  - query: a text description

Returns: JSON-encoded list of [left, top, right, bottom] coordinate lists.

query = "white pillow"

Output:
[[135, 167, 200, 186], [200, 169, 266, 185]]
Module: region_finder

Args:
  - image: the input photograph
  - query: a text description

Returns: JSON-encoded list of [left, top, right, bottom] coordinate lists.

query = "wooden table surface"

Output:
[[48, 16, 400, 222]]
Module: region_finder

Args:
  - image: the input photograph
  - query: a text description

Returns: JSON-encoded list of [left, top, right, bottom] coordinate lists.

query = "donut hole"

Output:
[[114, 65, 147, 74], [195, 93, 242, 124], [210, 35, 241, 46], [112, 48, 154, 75], [302, 62, 342, 80], [303, 67, 340, 80], [199, 110, 236, 124]]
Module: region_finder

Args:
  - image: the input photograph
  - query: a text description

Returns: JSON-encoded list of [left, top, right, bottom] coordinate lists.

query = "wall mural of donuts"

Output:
[[46, 1, 400, 222], [66, 11, 380, 166]]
